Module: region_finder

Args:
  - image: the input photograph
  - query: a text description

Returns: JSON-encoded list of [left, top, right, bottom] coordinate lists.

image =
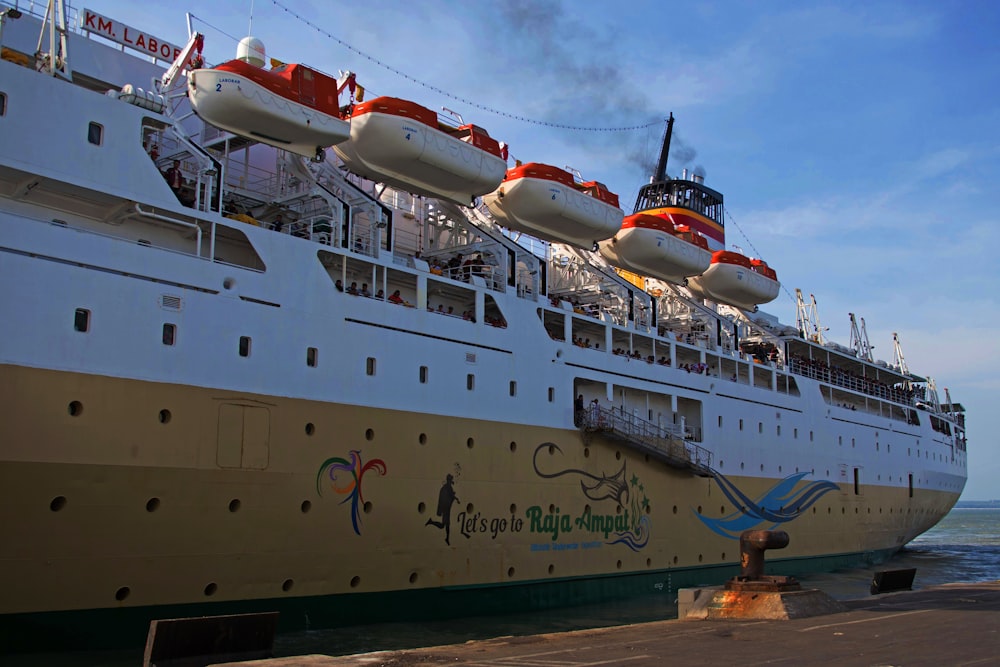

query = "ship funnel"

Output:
[[236, 36, 266, 67], [682, 168, 688, 180], [692, 173, 704, 184]]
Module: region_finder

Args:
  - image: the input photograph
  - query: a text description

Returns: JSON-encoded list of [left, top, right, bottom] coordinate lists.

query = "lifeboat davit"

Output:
[[483, 163, 624, 247], [188, 40, 351, 159], [333, 97, 507, 206], [598, 213, 712, 283], [687, 251, 780, 310]]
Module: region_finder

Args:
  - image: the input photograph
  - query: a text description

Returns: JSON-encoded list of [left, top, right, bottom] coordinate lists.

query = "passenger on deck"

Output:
[[164, 160, 187, 204], [388, 290, 404, 304], [375, 289, 385, 300], [360, 283, 371, 298], [347, 281, 359, 295], [335, 279, 344, 292], [270, 214, 285, 232]]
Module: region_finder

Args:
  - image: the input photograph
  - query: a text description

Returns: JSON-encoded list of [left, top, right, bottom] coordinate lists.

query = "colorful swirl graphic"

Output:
[[315, 450, 387, 535], [697, 470, 839, 539]]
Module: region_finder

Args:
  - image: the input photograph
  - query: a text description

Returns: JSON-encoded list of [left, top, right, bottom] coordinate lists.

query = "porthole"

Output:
[[507, 567, 515, 578], [467, 437, 474, 449], [146, 498, 160, 512], [300, 500, 311, 513], [305, 423, 315, 436], [548, 564, 555, 575], [228, 499, 241, 512], [204, 583, 217, 596], [158, 409, 171, 424], [73, 308, 90, 332], [509, 441, 516, 452], [350, 576, 361, 588], [162, 323, 176, 346], [419, 433, 427, 445], [50, 496, 67, 512], [68, 401, 83, 417], [673, 556, 678, 564], [616, 560, 622, 570], [417, 502, 426, 513], [115, 587, 130, 601], [365, 428, 374, 441], [409, 572, 418, 584], [363, 501, 372, 514], [282, 579, 294, 592], [88, 121, 103, 146], [238, 336, 251, 357]]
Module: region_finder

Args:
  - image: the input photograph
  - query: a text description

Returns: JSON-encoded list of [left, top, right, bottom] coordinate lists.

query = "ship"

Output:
[[0, 5, 967, 652]]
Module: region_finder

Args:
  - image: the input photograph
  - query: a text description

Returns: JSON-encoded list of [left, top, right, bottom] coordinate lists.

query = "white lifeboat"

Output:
[[333, 97, 507, 206], [598, 213, 712, 284], [687, 251, 780, 310], [188, 39, 351, 159], [483, 163, 623, 248]]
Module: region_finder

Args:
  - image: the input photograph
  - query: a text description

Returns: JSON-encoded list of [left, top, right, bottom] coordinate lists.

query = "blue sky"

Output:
[[83, 0, 999, 499]]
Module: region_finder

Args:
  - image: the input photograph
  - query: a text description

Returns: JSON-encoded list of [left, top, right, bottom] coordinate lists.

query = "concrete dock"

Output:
[[214, 581, 1000, 667]]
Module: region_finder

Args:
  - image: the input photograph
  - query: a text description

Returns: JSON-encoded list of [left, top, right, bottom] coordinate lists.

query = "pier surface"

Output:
[[214, 581, 1000, 666]]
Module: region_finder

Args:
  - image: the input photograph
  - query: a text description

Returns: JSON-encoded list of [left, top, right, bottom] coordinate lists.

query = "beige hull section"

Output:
[[0, 364, 958, 615]]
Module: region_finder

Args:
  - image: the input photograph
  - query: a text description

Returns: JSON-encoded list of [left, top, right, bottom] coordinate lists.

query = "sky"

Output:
[[72, 0, 999, 500]]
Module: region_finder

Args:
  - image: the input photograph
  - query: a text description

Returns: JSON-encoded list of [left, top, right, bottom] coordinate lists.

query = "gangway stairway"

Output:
[[579, 405, 713, 477]]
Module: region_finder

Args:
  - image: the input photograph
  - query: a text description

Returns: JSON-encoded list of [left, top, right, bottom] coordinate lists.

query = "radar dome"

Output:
[[236, 36, 266, 67]]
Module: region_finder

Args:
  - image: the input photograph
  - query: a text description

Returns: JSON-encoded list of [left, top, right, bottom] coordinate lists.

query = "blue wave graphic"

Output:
[[697, 471, 839, 539], [608, 515, 651, 551]]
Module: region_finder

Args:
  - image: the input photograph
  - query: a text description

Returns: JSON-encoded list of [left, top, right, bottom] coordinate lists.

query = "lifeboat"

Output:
[[188, 48, 352, 159], [483, 163, 624, 247], [333, 97, 507, 206], [598, 213, 712, 284], [686, 251, 780, 310]]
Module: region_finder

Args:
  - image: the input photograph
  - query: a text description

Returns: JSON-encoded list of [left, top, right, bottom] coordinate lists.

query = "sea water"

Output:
[[9, 508, 1000, 665]]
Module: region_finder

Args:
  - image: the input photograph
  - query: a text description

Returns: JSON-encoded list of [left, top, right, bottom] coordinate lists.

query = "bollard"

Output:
[[738, 529, 790, 580]]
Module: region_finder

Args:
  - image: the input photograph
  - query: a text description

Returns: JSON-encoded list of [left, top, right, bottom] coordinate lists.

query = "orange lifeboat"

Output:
[[483, 163, 623, 247], [333, 97, 507, 206], [188, 57, 352, 159], [687, 251, 780, 310], [598, 213, 712, 284]]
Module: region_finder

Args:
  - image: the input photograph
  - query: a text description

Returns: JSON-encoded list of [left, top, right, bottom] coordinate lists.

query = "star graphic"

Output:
[[631, 474, 639, 486]]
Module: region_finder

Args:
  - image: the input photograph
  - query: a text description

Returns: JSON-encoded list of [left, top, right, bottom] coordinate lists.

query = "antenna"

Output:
[[249, 0, 255, 36]]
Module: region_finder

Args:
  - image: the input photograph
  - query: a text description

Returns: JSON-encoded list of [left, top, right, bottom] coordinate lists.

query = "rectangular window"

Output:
[[758, 422, 763, 434], [73, 308, 90, 332], [509, 380, 516, 397], [548, 387, 555, 403], [794, 428, 798, 439], [739, 419, 743, 431], [466, 374, 475, 391], [718, 415, 723, 428], [776, 425, 781, 437], [88, 121, 103, 146], [0, 92, 6, 116], [853, 468, 860, 495], [306, 347, 318, 367], [419, 366, 428, 383], [162, 323, 176, 346], [239, 336, 251, 357], [908, 473, 914, 498], [366, 357, 376, 376]]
